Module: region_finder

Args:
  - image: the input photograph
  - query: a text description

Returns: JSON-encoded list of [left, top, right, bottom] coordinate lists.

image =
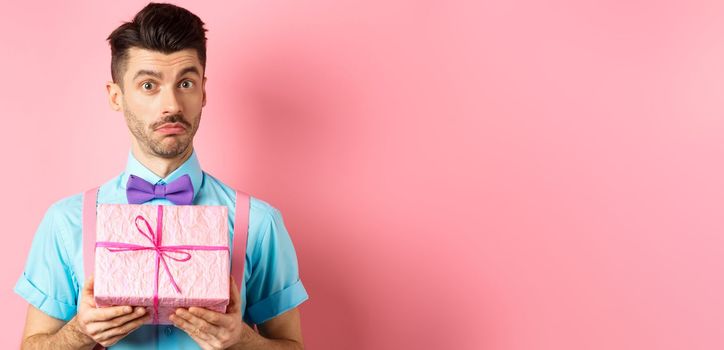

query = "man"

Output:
[[15, 3, 308, 349]]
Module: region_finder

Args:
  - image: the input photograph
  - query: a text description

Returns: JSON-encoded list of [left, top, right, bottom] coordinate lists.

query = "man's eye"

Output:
[[180, 80, 194, 88], [142, 82, 154, 90]]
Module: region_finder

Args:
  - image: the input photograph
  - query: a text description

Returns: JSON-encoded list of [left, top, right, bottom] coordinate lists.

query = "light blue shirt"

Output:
[[14, 150, 309, 349]]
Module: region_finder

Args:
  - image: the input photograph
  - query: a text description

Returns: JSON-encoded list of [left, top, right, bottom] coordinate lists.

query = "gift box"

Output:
[[94, 204, 230, 324]]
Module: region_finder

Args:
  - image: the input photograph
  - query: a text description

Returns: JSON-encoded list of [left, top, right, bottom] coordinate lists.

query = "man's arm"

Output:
[[231, 307, 304, 350], [20, 276, 150, 349], [20, 305, 96, 350], [171, 276, 304, 350]]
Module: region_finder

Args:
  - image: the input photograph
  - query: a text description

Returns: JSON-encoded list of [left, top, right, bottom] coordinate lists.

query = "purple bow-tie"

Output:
[[126, 174, 194, 205]]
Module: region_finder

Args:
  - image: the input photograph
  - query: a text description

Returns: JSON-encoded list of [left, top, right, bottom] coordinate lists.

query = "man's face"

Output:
[[109, 47, 206, 159]]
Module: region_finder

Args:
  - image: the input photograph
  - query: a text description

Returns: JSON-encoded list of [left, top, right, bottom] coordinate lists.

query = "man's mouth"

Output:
[[155, 123, 187, 135]]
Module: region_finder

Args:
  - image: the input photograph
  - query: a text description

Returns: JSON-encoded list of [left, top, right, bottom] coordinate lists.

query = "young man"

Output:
[[15, 3, 308, 349]]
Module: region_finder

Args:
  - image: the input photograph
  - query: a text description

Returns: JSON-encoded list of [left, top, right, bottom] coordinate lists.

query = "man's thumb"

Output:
[[228, 275, 241, 313], [81, 275, 95, 302]]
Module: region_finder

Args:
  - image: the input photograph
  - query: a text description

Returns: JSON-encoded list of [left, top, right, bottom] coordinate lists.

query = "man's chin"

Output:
[[153, 134, 186, 144], [148, 141, 190, 158]]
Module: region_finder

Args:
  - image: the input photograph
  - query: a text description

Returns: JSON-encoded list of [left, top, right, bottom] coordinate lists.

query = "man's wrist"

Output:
[[21, 316, 97, 350], [232, 321, 258, 348], [228, 322, 303, 350], [62, 317, 97, 349]]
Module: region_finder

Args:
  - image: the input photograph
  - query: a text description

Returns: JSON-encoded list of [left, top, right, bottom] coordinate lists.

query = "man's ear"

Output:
[[202, 76, 207, 107], [106, 81, 123, 111]]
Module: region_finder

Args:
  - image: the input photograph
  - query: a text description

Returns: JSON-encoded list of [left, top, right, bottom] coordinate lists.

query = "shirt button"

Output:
[[165, 326, 173, 336]]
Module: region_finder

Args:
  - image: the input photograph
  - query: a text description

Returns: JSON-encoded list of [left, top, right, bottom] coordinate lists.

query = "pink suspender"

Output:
[[230, 191, 250, 292], [81, 187, 250, 305], [81, 187, 98, 281], [81, 188, 102, 350]]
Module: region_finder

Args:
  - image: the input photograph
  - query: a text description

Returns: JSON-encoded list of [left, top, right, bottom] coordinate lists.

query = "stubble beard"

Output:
[[123, 106, 200, 159]]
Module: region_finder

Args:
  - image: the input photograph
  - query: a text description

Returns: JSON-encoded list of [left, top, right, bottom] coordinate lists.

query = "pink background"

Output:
[[2, 1, 723, 349]]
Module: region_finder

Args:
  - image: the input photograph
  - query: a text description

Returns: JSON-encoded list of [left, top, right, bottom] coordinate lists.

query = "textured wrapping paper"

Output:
[[94, 204, 230, 325]]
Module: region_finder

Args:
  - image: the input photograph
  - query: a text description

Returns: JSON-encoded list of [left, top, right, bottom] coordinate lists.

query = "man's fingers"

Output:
[[189, 306, 230, 327], [96, 312, 151, 344], [174, 308, 224, 338], [89, 306, 147, 334], [98, 333, 125, 348], [178, 308, 221, 335], [88, 305, 135, 322], [98, 312, 150, 341], [170, 311, 216, 342]]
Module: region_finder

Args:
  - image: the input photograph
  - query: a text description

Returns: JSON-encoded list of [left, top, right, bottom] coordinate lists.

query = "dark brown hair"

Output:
[[107, 2, 207, 85]]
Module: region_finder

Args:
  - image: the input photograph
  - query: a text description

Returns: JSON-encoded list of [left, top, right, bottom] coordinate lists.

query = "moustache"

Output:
[[151, 114, 191, 130]]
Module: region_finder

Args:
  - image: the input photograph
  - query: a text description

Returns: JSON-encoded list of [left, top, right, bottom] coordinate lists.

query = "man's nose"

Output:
[[160, 87, 182, 115]]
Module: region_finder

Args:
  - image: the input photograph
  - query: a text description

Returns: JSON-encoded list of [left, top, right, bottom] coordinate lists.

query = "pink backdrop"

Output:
[[2, 1, 723, 349]]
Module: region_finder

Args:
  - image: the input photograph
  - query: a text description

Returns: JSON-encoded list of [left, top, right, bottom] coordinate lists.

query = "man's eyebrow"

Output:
[[177, 66, 201, 78], [131, 66, 201, 81], [132, 69, 163, 81]]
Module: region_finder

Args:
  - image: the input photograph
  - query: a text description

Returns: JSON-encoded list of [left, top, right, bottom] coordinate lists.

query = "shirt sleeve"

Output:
[[245, 206, 309, 325], [14, 203, 79, 321]]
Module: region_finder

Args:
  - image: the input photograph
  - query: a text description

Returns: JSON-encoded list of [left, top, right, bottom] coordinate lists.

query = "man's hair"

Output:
[[107, 2, 207, 85]]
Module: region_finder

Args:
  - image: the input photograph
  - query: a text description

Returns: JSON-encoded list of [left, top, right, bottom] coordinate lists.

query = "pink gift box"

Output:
[[93, 204, 230, 324]]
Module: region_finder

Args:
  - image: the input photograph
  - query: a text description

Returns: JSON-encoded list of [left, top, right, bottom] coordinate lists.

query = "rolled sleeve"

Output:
[[245, 206, 309, 325], [14, 272, 77, 321], [247, 279, 308, 324], [14, 203, 79, 321]]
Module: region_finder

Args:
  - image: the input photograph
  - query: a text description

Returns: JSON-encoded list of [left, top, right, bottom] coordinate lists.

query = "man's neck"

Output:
[[131, 145, 194, 179]]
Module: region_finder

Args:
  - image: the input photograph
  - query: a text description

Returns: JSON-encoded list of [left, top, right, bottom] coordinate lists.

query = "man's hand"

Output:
[[170, 276, 251, 350], [73, 275, 151, 347]]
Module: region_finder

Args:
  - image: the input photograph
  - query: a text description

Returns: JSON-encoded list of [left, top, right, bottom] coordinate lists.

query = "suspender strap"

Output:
[[82, 187, 99, 279], [231, 191, 250, 291], [81, 187, 104, 350]]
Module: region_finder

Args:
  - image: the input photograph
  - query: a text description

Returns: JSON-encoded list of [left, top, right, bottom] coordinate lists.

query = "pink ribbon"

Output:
[[96, 206, 228, 323]]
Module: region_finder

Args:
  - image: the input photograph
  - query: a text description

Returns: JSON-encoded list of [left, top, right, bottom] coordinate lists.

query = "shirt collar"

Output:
[[121, 149, 203, 201]]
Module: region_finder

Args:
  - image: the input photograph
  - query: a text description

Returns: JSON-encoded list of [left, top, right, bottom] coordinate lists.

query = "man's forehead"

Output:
[[125, 47, 202, 78]]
